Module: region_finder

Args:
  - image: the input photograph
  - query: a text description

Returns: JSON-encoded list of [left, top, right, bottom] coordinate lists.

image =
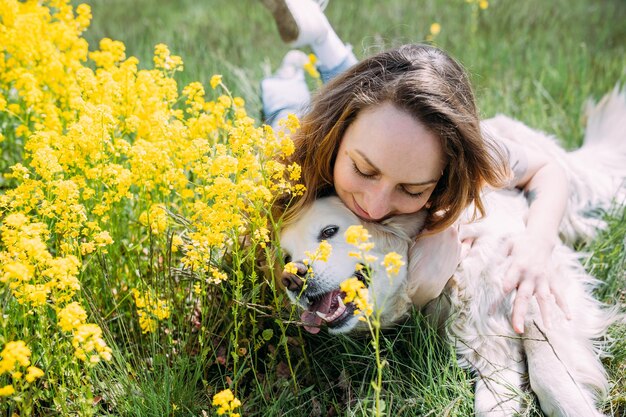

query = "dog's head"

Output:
[[279, 196, 426, 334]]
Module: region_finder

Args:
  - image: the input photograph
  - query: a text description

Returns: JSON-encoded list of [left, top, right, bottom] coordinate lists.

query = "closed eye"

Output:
[[354, 160, 427, 199], [352, 162, 376, 179], [399, 187, 424, 199]]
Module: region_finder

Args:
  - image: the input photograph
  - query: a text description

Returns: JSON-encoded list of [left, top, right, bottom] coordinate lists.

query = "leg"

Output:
[[458, 337, 527, 417], [260, 50, 311, 130], [259, 0, 358, 80]]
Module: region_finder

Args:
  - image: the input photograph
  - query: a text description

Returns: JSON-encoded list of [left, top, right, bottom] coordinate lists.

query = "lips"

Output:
[[352, 197, 374, 221]]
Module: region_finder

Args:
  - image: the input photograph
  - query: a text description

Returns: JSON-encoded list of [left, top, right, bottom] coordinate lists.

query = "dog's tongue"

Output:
[[301, 290, 338, 334], [301, 311, 323, 334]]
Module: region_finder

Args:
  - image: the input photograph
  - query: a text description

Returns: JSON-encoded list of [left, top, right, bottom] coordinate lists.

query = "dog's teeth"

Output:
[[325, 296, 347, 322], [315, 311, 327, 319], [337, 295, 345, 308]]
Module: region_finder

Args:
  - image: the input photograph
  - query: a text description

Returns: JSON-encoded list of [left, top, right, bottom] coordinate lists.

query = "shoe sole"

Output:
[[259, 0, 300, 43]]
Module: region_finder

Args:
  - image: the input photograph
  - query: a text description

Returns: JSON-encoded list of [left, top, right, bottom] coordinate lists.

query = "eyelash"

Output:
[[352, 162, 376, 179], [351, 162, 424, 199]]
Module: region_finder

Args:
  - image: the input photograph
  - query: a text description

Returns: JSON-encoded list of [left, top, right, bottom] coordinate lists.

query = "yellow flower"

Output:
[[430, 23, 441, 36], [382, 252, 405, 277], [303, 53, 321, 79], [210, 74, 223, 89], [344, 225, 371, 247], [72, 323, 112, 362], [212, 389, 242, 416], [58, 302, 87, 332], [25, 366, 44, 383], [340, 277, 373, 317], [0, 341, 31, 374], [284, 262, 299, 275], [153, 43, 183, 71], [305, 240, 332, 263], [479, 0, 488, 9], [138, 204, 168, 235], [0, 385, 15, 397], [132, 288, 171, 333]]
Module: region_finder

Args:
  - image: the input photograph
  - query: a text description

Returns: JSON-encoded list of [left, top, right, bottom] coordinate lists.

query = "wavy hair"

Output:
[[278, 44, 509, 234]]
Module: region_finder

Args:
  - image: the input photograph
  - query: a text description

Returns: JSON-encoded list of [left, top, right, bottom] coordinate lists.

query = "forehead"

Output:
[[280, 198, 360, 246], [341, 102, 444, 180]]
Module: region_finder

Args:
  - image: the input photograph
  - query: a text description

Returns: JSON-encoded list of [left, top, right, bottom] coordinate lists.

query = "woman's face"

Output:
[[333, 102, 446, 221]]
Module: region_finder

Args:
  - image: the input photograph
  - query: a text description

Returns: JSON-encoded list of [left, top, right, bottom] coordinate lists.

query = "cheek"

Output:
[[333, 157, 360, 193], [394, 191, 433, 215]]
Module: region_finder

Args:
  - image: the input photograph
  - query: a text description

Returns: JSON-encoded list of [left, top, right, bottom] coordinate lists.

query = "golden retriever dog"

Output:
[[279, 87, 625, 417]]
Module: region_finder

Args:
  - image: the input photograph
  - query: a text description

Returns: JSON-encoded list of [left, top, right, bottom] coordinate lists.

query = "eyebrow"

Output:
[[354, 149, 439, 186]]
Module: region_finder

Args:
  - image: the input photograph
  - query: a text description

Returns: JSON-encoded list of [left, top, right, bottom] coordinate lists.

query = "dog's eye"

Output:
[[319, 225, 339, 240], [283, 254, 292, 264]]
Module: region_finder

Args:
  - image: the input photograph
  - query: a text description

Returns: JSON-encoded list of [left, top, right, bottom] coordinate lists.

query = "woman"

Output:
[[261, 0, 571, 334]]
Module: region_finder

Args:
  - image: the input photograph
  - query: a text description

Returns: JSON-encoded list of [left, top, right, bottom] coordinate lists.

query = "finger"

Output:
[[552, 288, 572, 320], [534, 282, 552, 329], [512, 281, 534, 334], [502, 264, 522, 294]]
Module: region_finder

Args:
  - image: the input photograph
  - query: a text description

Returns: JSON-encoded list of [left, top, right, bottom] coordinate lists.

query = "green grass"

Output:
[[82, 0, 626, 146], [27, 0, 626, 415]]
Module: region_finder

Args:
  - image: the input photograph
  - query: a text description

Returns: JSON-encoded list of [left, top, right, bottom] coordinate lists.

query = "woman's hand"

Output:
[[503, 232, 571, 334], [407, 226, 461, 307]]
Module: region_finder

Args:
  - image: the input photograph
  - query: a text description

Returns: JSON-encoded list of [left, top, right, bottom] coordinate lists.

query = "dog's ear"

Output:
[[380, 211, 427, 240]]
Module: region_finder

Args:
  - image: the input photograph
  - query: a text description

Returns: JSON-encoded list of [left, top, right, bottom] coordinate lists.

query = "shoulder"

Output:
[[480, 117, 529, 188]]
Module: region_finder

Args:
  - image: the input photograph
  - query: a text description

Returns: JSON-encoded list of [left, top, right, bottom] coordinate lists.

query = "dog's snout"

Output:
[[281, 262, 307, 292], [281, 273, 303, 292]]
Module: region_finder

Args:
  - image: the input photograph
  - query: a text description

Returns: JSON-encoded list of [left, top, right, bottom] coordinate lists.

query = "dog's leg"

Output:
[[524, 319, 609, 417], [458, 336, 527, 417]]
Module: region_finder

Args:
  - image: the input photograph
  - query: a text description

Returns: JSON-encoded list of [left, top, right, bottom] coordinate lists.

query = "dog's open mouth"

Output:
[[300, 290, 355, 334], [299, 270, 367, 334]]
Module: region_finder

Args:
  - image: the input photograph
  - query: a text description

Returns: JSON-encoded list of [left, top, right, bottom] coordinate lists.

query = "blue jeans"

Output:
[[261, 49, 358, 130]]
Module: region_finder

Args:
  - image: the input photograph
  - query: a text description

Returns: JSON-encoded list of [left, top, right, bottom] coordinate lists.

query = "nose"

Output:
[[281, 261, 307, 292], [363, 184, 394, 220]]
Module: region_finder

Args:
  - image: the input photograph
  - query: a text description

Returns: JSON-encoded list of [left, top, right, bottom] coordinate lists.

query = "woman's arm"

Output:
[[504, 144, 571, 333]]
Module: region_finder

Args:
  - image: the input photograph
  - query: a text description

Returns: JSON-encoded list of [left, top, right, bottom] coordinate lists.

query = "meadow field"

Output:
[[1, 0, 625, 415]]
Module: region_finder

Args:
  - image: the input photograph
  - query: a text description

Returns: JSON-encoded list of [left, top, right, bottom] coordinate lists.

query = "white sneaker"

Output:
[[261, 50, 311, 129], [260, 0, 331, 47], [274, 50, 309, 78]]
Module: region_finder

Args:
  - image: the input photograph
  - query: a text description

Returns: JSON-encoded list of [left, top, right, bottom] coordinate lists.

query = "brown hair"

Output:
[[278, 44, 509, 234]]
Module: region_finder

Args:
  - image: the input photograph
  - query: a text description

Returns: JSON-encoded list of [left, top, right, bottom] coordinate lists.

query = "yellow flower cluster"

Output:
[[340, 277, 373, 317], [304, 240, 332, 263], [345, 225, 373, 250], [0, 341, 44, 398], [212, 388, 242, 417], [1, 0, 304, 410], [139, 204, 169, 235], [303, 53, 321, 80], [381, 252, 405, 277], [0, 213, 82, 307], [57, 302, 113, 363], [345, 225, 377, 263], [283, 262, 299, 275], [0, 0, 90, 135], [72, 324, 113, 363], [132, 289, 172, 334]]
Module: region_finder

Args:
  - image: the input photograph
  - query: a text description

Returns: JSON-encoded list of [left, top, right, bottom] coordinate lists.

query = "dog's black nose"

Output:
[[281, 262, 307, 292]]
